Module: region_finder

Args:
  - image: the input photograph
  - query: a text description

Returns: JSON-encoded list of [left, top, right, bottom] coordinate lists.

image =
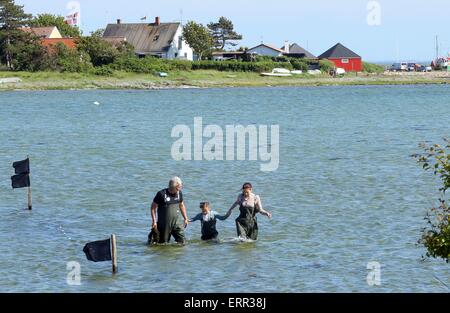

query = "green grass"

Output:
[[0, 70, 448, 91]]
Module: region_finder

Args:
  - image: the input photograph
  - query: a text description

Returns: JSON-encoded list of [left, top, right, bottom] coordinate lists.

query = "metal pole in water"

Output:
[[27, 156, 32, 210], [111, 234, 118, 274], [27, 184, 32, 210]]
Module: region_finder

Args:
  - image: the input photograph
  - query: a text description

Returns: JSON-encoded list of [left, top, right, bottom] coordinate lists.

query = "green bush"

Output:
[[192, 60, 293, 72], [419, 203, 450, 263], [318, 59, 335, 74], [108, 55, 193, 73], [76, 36, 120, 67], [52, 43, 93, 72], [90, 65, 114, 76], [363, 62, 385, 73], [291, 59, 309, 71], [415, 138, 450, 263]]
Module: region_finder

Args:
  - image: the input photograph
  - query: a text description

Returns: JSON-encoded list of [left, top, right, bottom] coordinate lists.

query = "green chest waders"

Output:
[[235, 204, 259, 240], [157, 191, 185, 244]]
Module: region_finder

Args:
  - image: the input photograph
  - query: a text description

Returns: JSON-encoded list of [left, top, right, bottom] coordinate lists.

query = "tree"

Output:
[[207, 17, 242, 50], [76, 29, 119, 67], [0, 0, 33, 70], [30, 14, 81, 38], [182, 21, 213, 60], [10, 32, 47, 71], [50, 42, 92, 72], [76, 29, 133, 67]]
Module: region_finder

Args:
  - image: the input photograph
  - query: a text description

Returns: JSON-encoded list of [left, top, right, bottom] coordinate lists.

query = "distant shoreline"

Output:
[[0, 70, 448, 91]]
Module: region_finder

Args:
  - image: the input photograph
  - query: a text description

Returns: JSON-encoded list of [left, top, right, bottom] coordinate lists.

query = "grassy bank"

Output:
[[0, 70, 449, 90]]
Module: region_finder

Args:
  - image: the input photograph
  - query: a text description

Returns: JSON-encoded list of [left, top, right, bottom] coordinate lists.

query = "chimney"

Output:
[[117, 19, 121, 24], [284, 40, 290, 54], [155, 16, 160, 26]]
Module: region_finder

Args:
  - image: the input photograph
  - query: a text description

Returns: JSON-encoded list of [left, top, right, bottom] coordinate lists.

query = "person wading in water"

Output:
[[226, 183, 272, 240], [150, 177, 189, 244]]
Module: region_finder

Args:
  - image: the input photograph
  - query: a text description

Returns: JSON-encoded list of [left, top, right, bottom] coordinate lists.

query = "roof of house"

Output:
[[41, 38, 77, 50], [103, 22, 180, 54], [318, 43, 361, 59], [22, 27, 59, 39], [248, 43, 284, 53], [212, 51, 245, 55], [101, 36, 127, 46], [282, 43, 316, 58]]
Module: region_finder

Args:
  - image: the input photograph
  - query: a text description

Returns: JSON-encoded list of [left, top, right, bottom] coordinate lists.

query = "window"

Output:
[[341, 59, 349, 63], [178, 36, 183, 50]]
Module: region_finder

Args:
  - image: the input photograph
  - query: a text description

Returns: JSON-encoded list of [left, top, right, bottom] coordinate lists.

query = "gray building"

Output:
[[103, 17, 193, 60]]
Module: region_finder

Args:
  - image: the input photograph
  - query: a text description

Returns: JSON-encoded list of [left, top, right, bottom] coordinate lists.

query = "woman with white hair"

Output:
[[150, 176, 189, 244]]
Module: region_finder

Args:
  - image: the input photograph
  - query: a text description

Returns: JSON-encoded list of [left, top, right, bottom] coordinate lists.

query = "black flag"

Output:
[[11, 174, 30, 189], [13, 158, 29, 174], [83, 238, 112, 262]]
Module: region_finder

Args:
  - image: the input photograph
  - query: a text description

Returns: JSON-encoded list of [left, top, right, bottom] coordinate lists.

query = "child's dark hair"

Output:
[[200, 202, 210, 208]]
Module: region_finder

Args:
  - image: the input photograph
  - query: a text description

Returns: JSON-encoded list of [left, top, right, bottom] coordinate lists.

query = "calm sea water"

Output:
[[0, 85, 449, 292]]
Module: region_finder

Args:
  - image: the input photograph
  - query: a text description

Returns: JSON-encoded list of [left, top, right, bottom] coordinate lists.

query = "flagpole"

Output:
[[27, 155, 32, 210], [111, 234, 117, 274]]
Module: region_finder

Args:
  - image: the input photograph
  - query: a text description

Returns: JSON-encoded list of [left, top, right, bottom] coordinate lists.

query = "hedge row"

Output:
[[191, 60, 294, 72]]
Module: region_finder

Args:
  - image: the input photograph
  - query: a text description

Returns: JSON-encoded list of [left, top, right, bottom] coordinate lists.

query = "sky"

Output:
[[15, 0, 450, 62]]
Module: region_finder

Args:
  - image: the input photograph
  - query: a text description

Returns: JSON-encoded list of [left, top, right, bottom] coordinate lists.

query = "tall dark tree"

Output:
[[30, 14, 81, 38], [0, 0, 33, 69], [207, 17, 242, 50]]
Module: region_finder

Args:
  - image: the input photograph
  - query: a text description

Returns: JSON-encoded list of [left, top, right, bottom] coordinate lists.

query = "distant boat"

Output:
[[307, 69, 322, 75], [260, 68, 292, 77]]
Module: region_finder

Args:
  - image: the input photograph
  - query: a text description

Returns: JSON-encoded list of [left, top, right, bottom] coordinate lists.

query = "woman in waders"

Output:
[[226, 183, 272, 240]]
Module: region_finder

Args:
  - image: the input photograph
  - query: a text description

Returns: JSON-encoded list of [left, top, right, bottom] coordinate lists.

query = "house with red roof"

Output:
[[20, 26, 77, 51]]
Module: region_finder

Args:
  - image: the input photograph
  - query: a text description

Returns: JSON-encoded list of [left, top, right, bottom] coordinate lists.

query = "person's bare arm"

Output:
[[256, 196, 272, 219], [226, 199, 240, 217], [180, 201, 189, 228], [151, 201, 158, 229]]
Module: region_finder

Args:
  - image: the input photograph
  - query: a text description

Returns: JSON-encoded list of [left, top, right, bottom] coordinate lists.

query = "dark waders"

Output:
[[201, 219, 219, 241], [156, 191, 185, 244], [235, 204, 259, 240]]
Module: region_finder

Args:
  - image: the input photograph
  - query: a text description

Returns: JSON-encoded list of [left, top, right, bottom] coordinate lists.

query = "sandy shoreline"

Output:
[[0, 70, 449, 91]]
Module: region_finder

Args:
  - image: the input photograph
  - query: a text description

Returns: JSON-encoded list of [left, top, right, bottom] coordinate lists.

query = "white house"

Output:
[[246, 43, 285, 57], [103, 17, 193, 60]]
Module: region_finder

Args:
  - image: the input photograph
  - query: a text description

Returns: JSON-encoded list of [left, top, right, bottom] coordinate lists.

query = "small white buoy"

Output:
[[94, 101, 100, 105]]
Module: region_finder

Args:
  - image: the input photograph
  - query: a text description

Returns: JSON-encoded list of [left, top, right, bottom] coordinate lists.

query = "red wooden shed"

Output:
[[319, 43, 362, 72]]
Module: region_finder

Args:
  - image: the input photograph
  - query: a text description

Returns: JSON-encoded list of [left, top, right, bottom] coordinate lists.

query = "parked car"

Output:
[[417, 65, 432, 72], [390, 62, 408, 72], [407, 63, 416, 72]]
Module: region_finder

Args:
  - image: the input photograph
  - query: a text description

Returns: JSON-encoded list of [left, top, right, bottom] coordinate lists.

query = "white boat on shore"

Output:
[[261, 68, 293, 77], [260, 72, 292, 77]]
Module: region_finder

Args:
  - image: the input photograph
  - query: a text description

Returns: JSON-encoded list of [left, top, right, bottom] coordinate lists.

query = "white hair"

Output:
[[168, 176, 183, 189]]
